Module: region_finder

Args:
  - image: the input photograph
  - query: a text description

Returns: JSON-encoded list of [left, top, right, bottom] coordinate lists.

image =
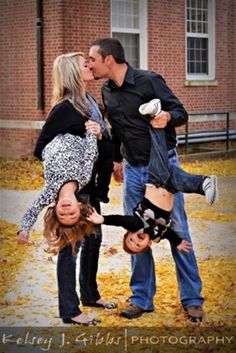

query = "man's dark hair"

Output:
[[91, 37, 126, 64]]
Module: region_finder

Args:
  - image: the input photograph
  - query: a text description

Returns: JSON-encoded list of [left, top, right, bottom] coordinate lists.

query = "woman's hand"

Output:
[[85, 120, 102, 139], [177, 240, 192, 253], [17, 230, 30, 245], [86, 207, 104, 224]]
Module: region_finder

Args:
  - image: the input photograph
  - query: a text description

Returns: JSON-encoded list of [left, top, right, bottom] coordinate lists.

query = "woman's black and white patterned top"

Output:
[[19, 132, 98, 232]]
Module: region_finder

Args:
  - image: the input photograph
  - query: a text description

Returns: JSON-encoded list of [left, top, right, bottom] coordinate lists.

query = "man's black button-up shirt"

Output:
[[102, 65, 188, 165]]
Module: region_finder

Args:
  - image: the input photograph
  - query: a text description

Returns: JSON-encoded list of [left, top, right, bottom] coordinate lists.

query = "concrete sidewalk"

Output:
[[1, 176, 235, 261]]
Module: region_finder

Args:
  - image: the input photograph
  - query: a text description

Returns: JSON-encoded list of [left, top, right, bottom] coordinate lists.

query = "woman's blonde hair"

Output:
[[43, 198, 94, 254], [51, 52, 90, 116]]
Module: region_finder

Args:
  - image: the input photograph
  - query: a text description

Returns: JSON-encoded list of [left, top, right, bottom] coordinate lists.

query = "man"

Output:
[[89, 37, 204, 322]]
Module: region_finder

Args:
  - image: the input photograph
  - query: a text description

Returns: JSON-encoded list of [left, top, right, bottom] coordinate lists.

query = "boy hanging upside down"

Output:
[[87, 178, 217, 254], [87, 99, 219, 254]]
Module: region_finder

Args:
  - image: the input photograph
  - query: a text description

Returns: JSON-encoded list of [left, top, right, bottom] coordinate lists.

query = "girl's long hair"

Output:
[[43, 198, 94, 254], [51, 52, 91, 116]]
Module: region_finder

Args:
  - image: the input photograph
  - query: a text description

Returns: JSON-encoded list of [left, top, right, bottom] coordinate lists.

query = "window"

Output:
[[111, 0, 147, 69], [186, 0, 215, 80]]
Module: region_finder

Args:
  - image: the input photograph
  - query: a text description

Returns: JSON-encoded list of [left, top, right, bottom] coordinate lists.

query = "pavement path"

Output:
[[1, 176, 235, 262]]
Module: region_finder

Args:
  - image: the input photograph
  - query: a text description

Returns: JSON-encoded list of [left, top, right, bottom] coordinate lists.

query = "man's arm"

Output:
[[150, 74, 188, 128], [101, 90, 124, 182], [111, 128, 124, 182]]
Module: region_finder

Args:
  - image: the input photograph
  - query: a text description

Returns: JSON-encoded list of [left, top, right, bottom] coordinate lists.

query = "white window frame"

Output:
[[186, 0, 215, 81], [111, 0, 148, 69]]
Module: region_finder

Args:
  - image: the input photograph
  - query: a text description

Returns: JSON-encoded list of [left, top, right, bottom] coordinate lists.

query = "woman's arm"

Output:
[[34, 101, 86, 160]]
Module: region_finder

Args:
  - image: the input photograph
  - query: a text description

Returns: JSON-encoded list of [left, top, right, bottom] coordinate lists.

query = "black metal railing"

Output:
[[177, 112, 236, 154]]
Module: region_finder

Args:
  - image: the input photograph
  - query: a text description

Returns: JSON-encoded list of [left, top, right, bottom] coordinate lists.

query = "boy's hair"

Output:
[[91, 37, 126, 64], [43, 198, 93, 254], [122, 231, 150, 255]]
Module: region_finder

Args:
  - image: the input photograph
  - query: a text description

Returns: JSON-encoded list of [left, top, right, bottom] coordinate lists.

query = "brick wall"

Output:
[[59, 0, 111, 103], [0, 128, 39, 159], [0, 0, 111, 158], [148, 0, 236, 113], [37, 0, 110, 115], [0, 0, 39, 120], [0, 0, 235, 159]]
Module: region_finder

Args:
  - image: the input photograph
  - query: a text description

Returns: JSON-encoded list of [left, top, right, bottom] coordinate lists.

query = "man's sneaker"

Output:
[[202, 175, 219, 205], [139, 98, 162, 117]]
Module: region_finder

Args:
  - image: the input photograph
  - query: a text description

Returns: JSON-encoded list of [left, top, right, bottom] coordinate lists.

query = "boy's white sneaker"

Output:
[[202, 175, 219, 205], [139, 98, 162, 117]]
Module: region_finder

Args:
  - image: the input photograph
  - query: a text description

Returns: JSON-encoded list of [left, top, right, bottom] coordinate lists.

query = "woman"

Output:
[[18, 52, 116, 325]]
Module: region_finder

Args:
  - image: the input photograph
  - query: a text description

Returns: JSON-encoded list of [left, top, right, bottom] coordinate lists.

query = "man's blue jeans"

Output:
[[123, 150, 204, 310]]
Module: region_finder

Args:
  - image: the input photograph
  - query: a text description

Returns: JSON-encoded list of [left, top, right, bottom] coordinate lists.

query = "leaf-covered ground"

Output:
[[0, 157, 236, 190], [0, 219, 235, 328], [0, 158, 236, 353], [0, 218, 235, 353]]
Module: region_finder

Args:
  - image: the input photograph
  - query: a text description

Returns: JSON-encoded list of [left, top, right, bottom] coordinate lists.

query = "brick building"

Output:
[[0, 0, 235, 158]]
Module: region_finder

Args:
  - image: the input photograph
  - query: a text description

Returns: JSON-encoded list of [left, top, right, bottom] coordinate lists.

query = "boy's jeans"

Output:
[[147, 127, 205, 194], [123, 150, 204, 310]]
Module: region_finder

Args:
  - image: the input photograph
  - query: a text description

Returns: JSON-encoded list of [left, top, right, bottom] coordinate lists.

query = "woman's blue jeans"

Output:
[[123, 150, 204, 310]]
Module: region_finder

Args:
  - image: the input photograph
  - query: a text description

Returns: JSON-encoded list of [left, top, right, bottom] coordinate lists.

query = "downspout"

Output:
[[36, 0, 44, 110]]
